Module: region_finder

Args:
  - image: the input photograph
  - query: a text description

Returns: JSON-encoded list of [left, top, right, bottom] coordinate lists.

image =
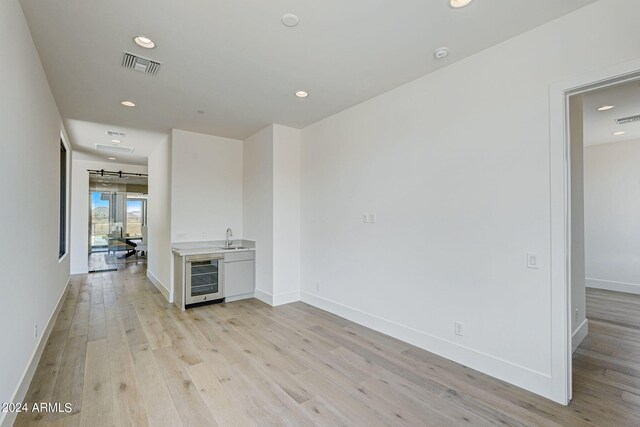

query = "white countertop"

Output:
[[171, 240, 255, 256]]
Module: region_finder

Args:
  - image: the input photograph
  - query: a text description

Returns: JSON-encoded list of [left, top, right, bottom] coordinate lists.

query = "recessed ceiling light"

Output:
[[597, 105, 615, 111], [450, 0, 473, 8], [111, 139, 121, 143], [134, 36, 155, 49], [433, 47, 450, 59], [295, 90, 309, 98], [108, 157, 117, 160], [613, 131, 626, 136], [282, 14, 299, 27], [121, 101, 136, 107]]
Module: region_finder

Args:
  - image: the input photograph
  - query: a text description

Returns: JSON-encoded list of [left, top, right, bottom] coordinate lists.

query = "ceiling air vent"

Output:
[[616, 114, 640, 125], [106, 131, 126, 138], [95, 144, 135, 154], [122, 51, 161, 76]]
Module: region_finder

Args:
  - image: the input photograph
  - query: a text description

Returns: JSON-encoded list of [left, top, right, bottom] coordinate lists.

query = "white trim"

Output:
[[253, 289, 300, 306], [549, 76, 573, 405], [300, 291, 553, 399], [572, 319, 588, 353], [549, 57, 640, 405], [254, 289, 273, 306], [0, 278, 70, 427], [586, 278, 640, 295], [272, 291, 300, 306], [71, 265, 89, 275], [147, 270, 171, 303], [225, 292, 254, 303]]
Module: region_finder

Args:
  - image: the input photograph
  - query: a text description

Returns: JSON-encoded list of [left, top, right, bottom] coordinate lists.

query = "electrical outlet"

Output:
[[454, 322, 464, 337], [34, 323, 38, 339], [362, 214, 369, 224], [575, 308, 579, 323]]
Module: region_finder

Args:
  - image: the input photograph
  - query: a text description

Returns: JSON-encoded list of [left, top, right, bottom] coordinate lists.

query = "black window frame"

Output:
[[59, 140, 67, 258]]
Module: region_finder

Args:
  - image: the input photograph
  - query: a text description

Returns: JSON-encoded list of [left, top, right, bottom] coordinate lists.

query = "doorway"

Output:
[[568, 80, 640, 416], [550, 57, 640, 405], [88, 170, 148, 272]]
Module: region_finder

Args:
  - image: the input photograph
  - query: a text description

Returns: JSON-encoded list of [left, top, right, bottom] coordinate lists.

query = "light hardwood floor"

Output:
[[14, 265, 640, 426], [88, 252, 146, 273]]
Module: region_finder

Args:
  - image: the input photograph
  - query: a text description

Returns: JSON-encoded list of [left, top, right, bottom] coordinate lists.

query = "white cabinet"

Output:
[[224, 251, 255, 301]]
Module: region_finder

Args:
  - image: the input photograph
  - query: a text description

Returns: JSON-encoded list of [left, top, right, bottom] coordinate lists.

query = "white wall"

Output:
[[299, 0, 640, 402], [243, 126, 274, 300], [0, 0, 70, 424], [171, 129, 243, 242], [148, 135, 173, 298], [69, 157, 148, 274], [272, 125, 301, 304], [243, 125, 301, 305], [570, 95, 587, 351], [585, 139, 640, 294]]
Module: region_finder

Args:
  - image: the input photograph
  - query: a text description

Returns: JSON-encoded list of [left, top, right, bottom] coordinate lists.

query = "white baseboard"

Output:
[[572, 319, 588, 353], [252, 290, 300, 306], [254, 289, 273, 306], [0, 278, 70, 427], [300, 291, 554, 401], [226, 293, 254, 303], [70, 265, 88, 275], [147, 270, 171, 303], [273, 291, 300, 306], [586, 278, 640, 295]]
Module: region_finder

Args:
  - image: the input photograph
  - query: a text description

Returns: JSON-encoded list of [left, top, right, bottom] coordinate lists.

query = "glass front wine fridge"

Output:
[[185, 254, 224, 305]]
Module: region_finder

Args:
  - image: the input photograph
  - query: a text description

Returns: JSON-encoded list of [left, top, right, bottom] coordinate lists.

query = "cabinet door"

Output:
[[224, 260, 254, 297]]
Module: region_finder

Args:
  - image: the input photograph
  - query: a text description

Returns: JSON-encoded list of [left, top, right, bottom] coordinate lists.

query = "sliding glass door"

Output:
[[90, 191, 110, 251], [89, 190, 127, 271], [88, 171, 148, 272]]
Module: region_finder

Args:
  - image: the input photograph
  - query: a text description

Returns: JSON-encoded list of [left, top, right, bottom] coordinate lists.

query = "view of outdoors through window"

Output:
[[91, 191, 110, 248], [127, 199, 144, 237], [90, 192, 146, 250]]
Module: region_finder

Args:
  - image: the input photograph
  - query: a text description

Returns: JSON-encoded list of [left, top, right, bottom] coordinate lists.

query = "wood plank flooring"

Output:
[[14, 266, 640, 426], [87, 252, 146, 273]]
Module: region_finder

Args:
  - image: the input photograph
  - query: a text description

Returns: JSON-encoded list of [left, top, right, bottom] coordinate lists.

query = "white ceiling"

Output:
[[66, 119, 167, 165], [583, 80, 640, 146], [21, 0, 596, 147]]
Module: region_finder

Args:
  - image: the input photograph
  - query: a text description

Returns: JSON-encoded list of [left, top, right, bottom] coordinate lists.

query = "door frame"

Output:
[[549, 57, 640, 404]]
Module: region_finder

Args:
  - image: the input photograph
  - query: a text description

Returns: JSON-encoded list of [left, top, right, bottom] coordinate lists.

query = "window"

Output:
[[59, 141, 67, 258], [126, 198, 146, 237]]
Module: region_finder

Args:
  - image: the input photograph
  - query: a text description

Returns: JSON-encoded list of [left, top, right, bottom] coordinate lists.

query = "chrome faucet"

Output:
[[225, 228, 233, 248]]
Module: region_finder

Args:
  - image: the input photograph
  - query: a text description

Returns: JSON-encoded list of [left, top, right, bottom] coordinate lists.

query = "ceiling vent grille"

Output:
[[95, 144, 135, 154], [616, 115, 640, 125], [106, 130, 126, 138], [122, 51, 161, 76]]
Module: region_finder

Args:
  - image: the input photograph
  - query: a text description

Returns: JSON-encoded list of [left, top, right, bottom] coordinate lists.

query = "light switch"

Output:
[[527, 253, 539, 269], [362, 214, 369, 224], [368, 213, 376, 223]]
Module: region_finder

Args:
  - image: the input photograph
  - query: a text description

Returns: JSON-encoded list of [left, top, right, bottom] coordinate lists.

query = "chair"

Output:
[[107, 224, 123, 255], [136, 225, 148, 257]]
